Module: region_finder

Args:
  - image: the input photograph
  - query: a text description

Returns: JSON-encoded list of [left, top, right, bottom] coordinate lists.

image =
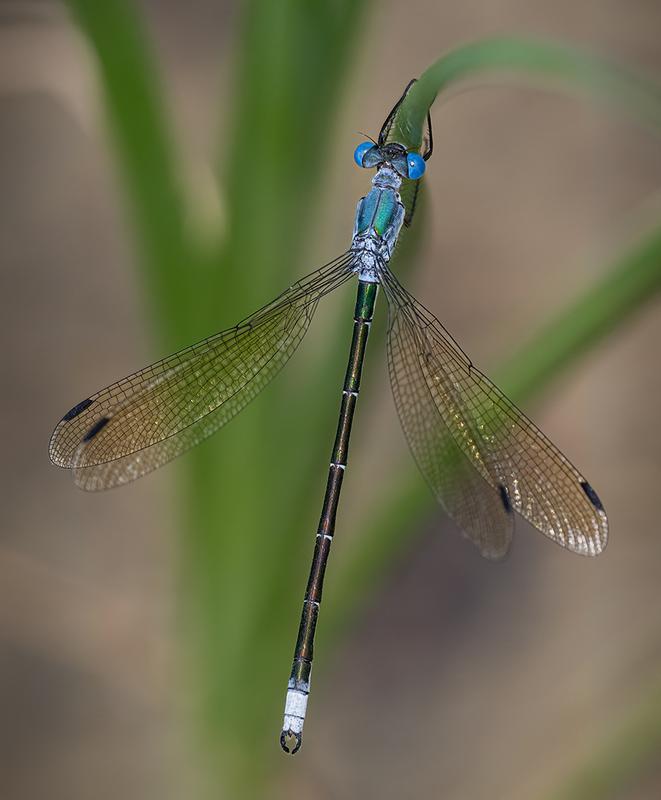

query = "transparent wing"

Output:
[[50, 253, 354, 491], [387, 292, 513, 559], [381, 268, 608, 557]]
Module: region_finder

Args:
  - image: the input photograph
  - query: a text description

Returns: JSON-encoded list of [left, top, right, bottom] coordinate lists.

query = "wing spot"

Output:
[[82, 416, 110, 442], [62, 398, 94, 421], [498, 484, 512, 514], [580, 480, 604, 512]]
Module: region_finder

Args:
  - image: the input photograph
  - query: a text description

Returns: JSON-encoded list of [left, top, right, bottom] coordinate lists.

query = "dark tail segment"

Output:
[[280, 280, 378, 754]]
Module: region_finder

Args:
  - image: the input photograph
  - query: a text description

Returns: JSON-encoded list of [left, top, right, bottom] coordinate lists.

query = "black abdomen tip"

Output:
[[498, 483, 512, 514], [580, 480, 604, 512], [280, 730, 302, 755], [82, 416, 110, 442], [62, 397, 94, 421]]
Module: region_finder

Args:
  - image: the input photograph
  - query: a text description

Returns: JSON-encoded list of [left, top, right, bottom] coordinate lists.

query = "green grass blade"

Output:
[[391, 37, 661, 153]]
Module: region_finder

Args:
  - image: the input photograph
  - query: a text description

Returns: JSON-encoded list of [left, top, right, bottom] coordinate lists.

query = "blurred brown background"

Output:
[[2, 1, 661, 798]]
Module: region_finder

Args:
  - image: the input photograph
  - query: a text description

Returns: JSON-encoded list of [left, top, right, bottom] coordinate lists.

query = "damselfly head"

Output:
[[353, 141, 426, 181]]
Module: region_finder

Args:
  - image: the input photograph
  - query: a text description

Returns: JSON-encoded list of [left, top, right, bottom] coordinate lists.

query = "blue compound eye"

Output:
[[354, 141, 377, 168], [406, 152, 426, 180]]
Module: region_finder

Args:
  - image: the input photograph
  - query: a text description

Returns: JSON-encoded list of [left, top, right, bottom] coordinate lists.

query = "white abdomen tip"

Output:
[[283, 688, 308, 732], [281, 688, 309, 754]]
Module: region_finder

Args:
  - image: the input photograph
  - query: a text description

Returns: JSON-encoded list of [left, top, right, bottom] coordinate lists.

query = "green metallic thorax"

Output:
[[356, 187, 400, 237]]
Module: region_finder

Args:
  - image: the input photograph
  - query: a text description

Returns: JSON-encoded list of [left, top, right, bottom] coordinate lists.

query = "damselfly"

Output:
[[49, 81, 608, 755]]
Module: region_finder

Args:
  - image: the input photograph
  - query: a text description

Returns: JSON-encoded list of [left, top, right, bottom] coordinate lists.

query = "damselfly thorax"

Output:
[[350, 165, 406, 283]]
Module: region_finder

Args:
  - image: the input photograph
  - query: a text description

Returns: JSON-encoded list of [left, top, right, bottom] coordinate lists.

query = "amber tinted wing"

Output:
[[381, 268, 608, 557], [49, 254, 354, 490], [387, 298, 513, 559]]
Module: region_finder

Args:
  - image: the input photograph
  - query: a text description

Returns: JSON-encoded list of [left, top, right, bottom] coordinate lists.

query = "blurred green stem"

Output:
[[65, 0, 195, 344]]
